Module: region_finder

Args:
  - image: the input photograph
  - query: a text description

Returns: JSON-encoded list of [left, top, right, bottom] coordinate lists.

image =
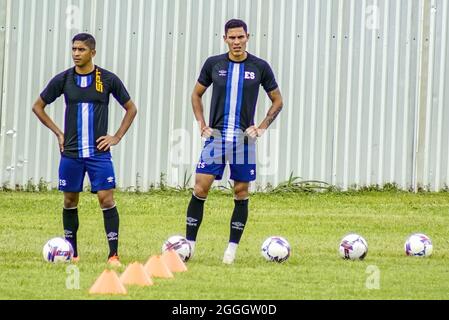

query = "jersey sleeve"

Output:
[[111, 74, 131, 106], [197, 57, 214, 87], [40, 72, 66, 105], [261, 62, 279, 93]]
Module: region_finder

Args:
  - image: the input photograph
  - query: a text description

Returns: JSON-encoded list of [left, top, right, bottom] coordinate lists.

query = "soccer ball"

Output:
[[162, 235, 192, 262], [339, 233, 368, 260], [42, 237, 74, 263], [405, 233, 433, 257], [261, 236, 291, 263]]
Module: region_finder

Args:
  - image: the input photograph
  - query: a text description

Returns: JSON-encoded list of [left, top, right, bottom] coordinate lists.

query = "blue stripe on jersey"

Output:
[[234, 63, 245, 132], [222, 62, 234, 139], [86, 75, 93, 87], [223, 62, 245, 141], [75, 74, 93, 88], [76, 103, 95, 158], [88, 103, 95, 157], [77, 103, 83, 158]]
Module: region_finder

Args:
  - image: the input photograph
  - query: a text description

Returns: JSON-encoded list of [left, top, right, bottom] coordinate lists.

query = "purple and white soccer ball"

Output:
[[42, 237, 74, 263], [338, 233, 368, 260], [261, 236, 291, 263], [405, 233, 433, 257], [162, 235, 192, 262]]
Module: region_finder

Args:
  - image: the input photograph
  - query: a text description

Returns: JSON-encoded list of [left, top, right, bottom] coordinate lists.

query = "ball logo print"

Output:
[[404, 233, 433, 257], [42, 237, 74, 263], [338, 233, 368, 260], [162, 235, 192, 262], [261, 236, 291, 263]]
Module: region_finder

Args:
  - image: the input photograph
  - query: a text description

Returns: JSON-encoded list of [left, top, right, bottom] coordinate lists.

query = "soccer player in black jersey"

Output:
[[186, 19, 283, 264], [32, 33, 137, 266]]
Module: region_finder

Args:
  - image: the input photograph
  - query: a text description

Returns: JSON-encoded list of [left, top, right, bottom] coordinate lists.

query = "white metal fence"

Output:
[[0, 0, 448, 191]]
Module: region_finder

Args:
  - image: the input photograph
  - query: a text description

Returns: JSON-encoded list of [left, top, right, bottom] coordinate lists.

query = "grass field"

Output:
[[0, 190, 449, 300]]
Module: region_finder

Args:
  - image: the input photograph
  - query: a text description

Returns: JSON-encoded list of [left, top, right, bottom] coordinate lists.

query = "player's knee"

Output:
[[98, 195, 115, 209], [100, 200, 115, 210], [234, 190, 249, 200], [64, 199, 78, 208], [234, 185, 249, 200], [63, 195, 79, 208], [194, 185, 210, 199]]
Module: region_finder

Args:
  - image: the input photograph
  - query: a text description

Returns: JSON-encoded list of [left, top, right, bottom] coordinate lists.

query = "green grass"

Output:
[[1, 190, 449, 300]]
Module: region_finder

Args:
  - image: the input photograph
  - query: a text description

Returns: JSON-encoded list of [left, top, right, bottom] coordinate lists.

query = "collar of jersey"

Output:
[[73, 66, 96, 89], [73, 66, 96, 77], [227, 52, 249, 63]]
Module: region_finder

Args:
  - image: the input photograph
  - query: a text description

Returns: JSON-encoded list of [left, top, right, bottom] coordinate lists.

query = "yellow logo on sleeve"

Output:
[[95, 68, 104, 93]]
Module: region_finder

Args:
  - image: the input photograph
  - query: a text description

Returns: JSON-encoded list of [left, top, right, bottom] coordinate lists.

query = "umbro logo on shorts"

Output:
[[107, 176, 114, 183]]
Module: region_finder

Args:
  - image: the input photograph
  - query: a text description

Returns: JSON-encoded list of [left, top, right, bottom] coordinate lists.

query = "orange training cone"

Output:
[[162, 249, 188, 272], [89, 269, 127, 295], [144, 255, 174, 278], [120, 262, 154, 286]]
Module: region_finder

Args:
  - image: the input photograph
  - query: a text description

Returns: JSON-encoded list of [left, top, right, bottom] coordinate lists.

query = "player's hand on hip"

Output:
[[245, 126, 264, 139], [56, 132, 64, 153], [201, 126, 214, 138], [96, 135, 120, 151]]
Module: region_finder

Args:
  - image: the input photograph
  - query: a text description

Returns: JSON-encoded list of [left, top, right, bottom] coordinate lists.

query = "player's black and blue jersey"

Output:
[[198, 53, 278, 141], [40, 66, 130, 158]]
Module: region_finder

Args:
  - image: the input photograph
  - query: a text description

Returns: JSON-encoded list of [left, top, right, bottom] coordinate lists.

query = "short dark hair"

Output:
[[224, 19, 248, 35], [72, 33, 96, 50]]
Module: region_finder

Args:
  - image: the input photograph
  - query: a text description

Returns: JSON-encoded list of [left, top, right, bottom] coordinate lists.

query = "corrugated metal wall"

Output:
[[0, 0, 448, 191]]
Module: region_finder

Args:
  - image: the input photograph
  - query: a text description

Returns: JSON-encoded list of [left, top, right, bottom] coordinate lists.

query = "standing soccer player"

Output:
[[32, 33, 137, 266], [186, 19, 283, 264]]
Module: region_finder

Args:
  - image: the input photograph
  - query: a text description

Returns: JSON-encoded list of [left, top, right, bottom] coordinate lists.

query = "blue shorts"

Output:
[[196, 137, 256, 182], [58, 153, 116, 192]]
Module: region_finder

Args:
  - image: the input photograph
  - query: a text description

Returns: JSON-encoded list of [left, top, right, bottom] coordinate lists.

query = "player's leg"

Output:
[[185, 173, 216, 256], [63, 192, 80, 260], [187, 137, 226, 258], [223, 180, 250, 264], [97, 189, 120, 265], [59, 156, 85, 260], [86, 155, 120, 265], [223, 141, 255, 264]]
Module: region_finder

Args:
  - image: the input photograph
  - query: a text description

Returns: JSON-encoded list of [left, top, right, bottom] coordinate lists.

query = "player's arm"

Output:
[[32, 97, 65, 152], [97, 100, 137, 151], [246, 88, 283, 138], [192, 82, 213, 138]]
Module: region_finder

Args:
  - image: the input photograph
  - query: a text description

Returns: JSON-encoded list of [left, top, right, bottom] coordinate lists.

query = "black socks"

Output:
[[103, 206, 119, 258], [229, 199, 249, 244], [186, 193, 206, 241], [63, 207, 79, 257]]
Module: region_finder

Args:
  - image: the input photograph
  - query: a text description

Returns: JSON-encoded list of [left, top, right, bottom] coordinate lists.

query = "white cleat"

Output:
[[222, 250, 236, 264]]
